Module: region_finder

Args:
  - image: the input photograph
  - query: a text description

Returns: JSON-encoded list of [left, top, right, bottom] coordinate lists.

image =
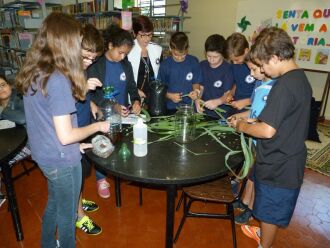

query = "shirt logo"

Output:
[[186, 72, 193, 81], [120, 72, 126, 81], [156, 58, 160, 65], [213, 80, 223, 88], [263, 95, 268, 101], [245, 75, 255, 84]]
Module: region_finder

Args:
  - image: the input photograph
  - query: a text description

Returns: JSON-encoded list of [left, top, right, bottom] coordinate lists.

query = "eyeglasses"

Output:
[[138, 32, 153, 39], [0, 82, 8, 90], [82, 55, 97, 63]]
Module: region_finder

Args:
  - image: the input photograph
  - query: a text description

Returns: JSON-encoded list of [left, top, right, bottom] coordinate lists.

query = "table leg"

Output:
[[1, 163, 24, 241], [165, 184, 176, 248], [115, 176, 121, 207]]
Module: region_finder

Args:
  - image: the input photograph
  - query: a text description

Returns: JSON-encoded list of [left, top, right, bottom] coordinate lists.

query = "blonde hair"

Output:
[[16, 12, 87, 101]]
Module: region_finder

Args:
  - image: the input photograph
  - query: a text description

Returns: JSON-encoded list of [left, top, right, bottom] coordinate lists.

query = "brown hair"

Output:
[[225, 32, 249, 59], [132, 15, 153, 35], [170, 32, 189, 52], [82, 24, 104, 55], [250, 27, 295, 63], [16, 12, 87, 101]]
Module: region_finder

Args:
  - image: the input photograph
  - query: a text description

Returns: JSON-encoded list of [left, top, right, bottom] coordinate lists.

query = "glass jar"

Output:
[[174, 104, 196, 144], [98, 88, 122, 144]]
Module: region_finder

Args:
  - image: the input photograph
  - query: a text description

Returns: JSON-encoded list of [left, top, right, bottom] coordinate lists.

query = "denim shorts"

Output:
[[253, 178, 300, 227]]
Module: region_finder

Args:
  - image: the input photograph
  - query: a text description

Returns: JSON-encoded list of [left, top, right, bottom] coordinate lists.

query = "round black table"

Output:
[[0, 125, 27, 241], [87, 131, 243, 248]]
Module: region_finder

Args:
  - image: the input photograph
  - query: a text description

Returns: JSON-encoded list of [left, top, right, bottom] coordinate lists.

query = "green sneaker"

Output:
[[82, 199, 99, 212], [76, 215, 102, 235]]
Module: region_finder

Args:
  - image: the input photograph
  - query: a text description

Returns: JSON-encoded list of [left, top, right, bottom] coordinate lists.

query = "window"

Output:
[[135, 0, 166, 16]]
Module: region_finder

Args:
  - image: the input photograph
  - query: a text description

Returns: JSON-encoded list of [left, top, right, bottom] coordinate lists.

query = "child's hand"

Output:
[[90, 101, 99, 120], [79, 143, 93, 153], [131, 101, 141, 115], [121, 105, 130, 117], [97, 121, 111, 133], [230, 100, 245, 110], [87, 78, 102, 90], [226, 115, 238, 128], [188, 89, 199, 101], [168, 92, 182, 103], [204, 99, 221, 110], [195, 99, 204, 113], [138, 89, 146, 99], [226, 93, 234, 104]]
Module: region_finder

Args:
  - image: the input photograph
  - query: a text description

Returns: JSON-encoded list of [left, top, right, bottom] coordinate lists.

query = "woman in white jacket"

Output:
[[128, 15, 162, 105]]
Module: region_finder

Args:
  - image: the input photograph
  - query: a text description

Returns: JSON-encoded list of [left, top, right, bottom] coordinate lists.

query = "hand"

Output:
[[195, 99, 204, 113], [98, 121, 110, 133], [188, 90, 199, 101], [230, 100, 244, 110], [226, 115, 238, 128], [121, 105, 130, 117], [203, 99, 220, 110], [226, 93, 234, 104], [131, 101, 142, 115], [87, 78, 102, 90], [79, 143, 93, 153], [90, 101, 99, 120], [138, 89, 146, 99], [168, 92, 182, 103]]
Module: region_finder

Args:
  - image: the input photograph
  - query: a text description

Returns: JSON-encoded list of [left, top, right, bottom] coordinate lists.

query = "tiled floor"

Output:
[[0, 165, 329, 248]]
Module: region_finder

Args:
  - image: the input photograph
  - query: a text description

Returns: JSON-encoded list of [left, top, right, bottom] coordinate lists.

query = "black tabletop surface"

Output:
[[0, 125, 27, 163], [86, 130, 244, 186]]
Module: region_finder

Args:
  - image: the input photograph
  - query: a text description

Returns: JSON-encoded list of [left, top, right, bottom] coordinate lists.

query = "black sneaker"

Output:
[[232, 200, 248, 211], [82, 199, 99, 212], [235, 209, 253, 225], [76, 216, 102, 235]]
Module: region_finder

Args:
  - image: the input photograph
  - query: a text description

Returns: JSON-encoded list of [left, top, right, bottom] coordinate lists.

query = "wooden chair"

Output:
[[174, 175, 247, 248]]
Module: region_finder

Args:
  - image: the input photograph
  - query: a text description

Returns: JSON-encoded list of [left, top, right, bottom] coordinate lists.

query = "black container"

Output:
[[148, 80, 167, 116]]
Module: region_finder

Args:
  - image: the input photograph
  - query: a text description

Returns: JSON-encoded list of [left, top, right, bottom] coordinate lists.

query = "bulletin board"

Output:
[[236, 0, 330, 72]]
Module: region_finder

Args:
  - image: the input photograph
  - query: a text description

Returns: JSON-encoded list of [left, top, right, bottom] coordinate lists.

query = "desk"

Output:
[[0, 125, 27, 241], [87, 131, 243, 248]]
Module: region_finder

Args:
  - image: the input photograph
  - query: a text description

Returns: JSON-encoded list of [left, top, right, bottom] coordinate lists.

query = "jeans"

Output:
[[39, 165, 82, 248], [95, 168, 106, 181]]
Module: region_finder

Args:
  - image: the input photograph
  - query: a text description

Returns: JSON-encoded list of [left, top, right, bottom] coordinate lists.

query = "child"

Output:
[[225, 33, 255, 113], [15, 13, 110, 248], [88, 25, 141, 198], [199, 34, 233, 118], [75, 24, 104, 235], [158, 32, 201, 114], [227, 52, 276, 225], [229, 27, 312, 248]]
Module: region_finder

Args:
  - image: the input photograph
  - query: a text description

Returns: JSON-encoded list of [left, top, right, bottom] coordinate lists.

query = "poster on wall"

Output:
[[236, 0, 330, 72]]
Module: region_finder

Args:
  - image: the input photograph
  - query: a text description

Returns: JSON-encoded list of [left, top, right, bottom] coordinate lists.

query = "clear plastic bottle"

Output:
[[99, 87, 122, 144], [133, 117, 148, 157]]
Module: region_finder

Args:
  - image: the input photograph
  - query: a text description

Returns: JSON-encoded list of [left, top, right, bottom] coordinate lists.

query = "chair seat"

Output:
[[183, 176, 235, 203]]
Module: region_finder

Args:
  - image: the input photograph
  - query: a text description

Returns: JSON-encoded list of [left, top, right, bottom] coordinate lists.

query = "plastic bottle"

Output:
[[98, 86, 122, 143], [133, 117, 148, 157]]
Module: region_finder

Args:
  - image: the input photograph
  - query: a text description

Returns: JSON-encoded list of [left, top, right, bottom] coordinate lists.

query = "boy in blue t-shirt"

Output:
[[225, 33, 255, 114], [227, 52, 275, 226], [199, 34, 234, 118], [158, 32, 201, 114]]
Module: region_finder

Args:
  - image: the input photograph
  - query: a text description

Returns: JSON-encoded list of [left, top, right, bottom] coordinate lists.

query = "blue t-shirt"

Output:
[[200, 60, 234, 117], [250, 79, 275, 119], [23, 71, 81, 167], [105, 59, 127, 105], [232, 63, 255, 100], [158, 54, 202, 110], [76, 92, 91, 127]]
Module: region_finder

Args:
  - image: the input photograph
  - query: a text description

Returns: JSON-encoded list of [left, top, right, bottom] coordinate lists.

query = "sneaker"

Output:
[[232, 200, 248, 211], [235, 209, 253, 224], [241, 225, 260, 244], [97, 179, 110, 198], [82, 199, 99, 212], [76, 215, 102, 235], [0, 195, 6, 208]]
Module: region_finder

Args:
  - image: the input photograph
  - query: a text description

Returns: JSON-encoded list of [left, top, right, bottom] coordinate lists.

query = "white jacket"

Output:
[[128, 39, 162, 84]]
